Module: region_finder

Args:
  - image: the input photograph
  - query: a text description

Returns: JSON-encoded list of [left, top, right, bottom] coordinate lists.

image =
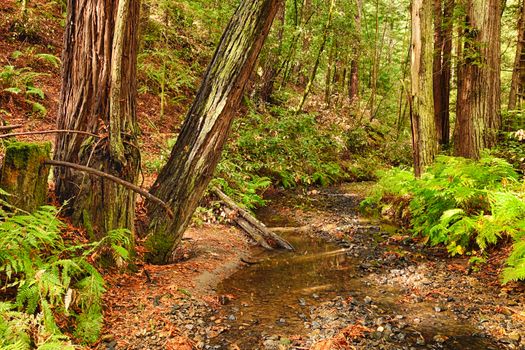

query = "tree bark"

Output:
[[509, 0, 525, 111], [433, 0, 454, 146], [454, 0, 501, 159], [411, 0, 438, 177], [54, 0, 140, 238], [144, 0, 282, 264]]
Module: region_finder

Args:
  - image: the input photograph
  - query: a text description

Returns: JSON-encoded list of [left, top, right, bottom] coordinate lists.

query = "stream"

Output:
[[207, 189, 505, 349]]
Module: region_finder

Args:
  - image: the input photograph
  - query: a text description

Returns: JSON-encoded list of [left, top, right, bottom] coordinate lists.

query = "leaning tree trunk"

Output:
[[454, 0, 501, 159], [509, 0, 525, 111], [144, 0, 282, 264], [410, 0, 438, 177], [54, 0, 140, 239]]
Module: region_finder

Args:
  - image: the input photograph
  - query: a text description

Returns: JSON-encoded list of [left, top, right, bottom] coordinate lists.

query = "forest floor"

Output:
[[96, 184, 525, 350]]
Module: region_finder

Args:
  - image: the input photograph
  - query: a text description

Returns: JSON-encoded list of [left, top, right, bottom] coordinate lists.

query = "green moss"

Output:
[[4, 141, 51, 169], [82, 210, 96, 241], [0, 142, 51, 212]]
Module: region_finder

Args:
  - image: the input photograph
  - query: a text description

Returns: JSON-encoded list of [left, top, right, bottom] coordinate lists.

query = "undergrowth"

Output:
[[0, 200, 130, 348], [211, 105, 347, 208], [362, 154, 525, 284]]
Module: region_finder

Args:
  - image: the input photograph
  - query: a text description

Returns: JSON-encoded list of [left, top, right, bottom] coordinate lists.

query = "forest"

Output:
[[0, 0, 524, 349]]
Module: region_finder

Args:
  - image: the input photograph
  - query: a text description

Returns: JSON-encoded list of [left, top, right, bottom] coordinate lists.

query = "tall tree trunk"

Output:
[[433, 0, 454, 146], [324, 40, 335, 106], [258, 3, 285, 103], [349, 0, 362, 103], [411, 0, 438, 177], [454, 0, 501, 159], [509, 0, 525, 111], [144, 0, 282, 264], [55, 0, 140, 238], [295, 0, 335, 113]]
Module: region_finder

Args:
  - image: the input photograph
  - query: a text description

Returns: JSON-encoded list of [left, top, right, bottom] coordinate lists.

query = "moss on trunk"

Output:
[[0, 142, 51, 212]]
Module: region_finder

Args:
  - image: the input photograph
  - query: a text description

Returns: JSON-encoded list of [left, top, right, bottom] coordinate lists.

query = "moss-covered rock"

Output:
[[0, 141, 51, 212]]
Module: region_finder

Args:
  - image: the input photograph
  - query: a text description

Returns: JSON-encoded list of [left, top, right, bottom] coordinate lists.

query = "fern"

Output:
[[503, 236, 525, 283], [363, 154, 525, 282], [0, 204, 130, 346]]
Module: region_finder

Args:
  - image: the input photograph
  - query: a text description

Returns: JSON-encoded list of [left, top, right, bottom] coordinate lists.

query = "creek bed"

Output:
[[206, 190, 504, 349]]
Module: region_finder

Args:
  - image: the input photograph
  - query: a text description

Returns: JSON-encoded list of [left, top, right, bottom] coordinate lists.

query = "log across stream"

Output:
[[206, 189, 504, 349]]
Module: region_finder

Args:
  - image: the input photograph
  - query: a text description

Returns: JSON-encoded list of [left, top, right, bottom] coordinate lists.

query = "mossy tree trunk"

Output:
[[410, 0, 438, 177], [0, 142, 51, 212], [54, 0, 141, 238], [454, 0, 501, 159], [144, 0, 282, 264]]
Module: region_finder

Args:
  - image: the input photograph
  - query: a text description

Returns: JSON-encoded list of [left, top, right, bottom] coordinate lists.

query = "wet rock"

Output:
[[433, 334, 448, 343]]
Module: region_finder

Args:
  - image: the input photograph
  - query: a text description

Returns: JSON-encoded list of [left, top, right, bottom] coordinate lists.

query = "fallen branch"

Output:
[[0, 129, 101, 139], [0, 125, 23, 132], [212, 187, 294, 251], [44, 159, 173, 218]]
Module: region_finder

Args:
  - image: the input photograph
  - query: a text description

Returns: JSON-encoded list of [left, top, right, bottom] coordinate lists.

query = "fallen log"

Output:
[[211, 187, 294, 251], [222, 206, 274, 250]]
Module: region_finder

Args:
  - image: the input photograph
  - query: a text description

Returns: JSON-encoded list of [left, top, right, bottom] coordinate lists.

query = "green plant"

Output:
[[362, 154, 525, 283], [0, 203, 130, 347], [0, 65, 47, 116]]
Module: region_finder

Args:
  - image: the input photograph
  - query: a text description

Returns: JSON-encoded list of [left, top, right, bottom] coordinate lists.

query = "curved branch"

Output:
[[45, 159, 173, 219], [0, 130, 101, 139]]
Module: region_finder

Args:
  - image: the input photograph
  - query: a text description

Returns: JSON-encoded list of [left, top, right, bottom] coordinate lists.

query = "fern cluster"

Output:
[[363, 154, 525, 283], [0, 204, 130, 348]]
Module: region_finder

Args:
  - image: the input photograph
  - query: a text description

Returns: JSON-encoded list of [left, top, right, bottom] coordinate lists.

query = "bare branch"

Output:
[[45, 159, 173, 219], [0, 125, 24, 132]]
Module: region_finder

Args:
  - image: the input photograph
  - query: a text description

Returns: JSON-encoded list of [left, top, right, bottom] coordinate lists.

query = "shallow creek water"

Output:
[[209, 192, 501, 349]]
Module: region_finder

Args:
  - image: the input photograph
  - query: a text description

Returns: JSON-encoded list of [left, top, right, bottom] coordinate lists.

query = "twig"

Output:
[[0, 125, 23, 132], [44, 159, 173, 219], [0, 130, 101, 139]]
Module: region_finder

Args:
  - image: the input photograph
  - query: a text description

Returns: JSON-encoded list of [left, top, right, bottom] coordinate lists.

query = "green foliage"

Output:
[[0, 65, 47, 116], [495, 128, 525, 174], [0, 205, 131, 346], [362, 154, 525, 283], [212, 105, 347, 208]]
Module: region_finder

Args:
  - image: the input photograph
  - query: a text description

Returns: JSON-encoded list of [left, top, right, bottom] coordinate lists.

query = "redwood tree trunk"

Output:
[[454, 0, 501, 159], [55, 0, 140, 238], [411, 0, 438, 177], [433, 0, 454, 146], [509, 0, 525, 111], [144, 0, 282, 264]]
